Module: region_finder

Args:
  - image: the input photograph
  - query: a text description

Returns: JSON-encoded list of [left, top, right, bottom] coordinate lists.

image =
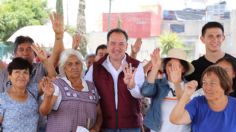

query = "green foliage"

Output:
[[65, 25, 77, 36], [160, 32, 184, 55], [0, 0, 48, 41]]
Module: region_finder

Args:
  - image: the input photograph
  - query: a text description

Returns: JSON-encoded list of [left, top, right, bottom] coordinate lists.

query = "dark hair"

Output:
[[216, 57, 236, 74], [14, 36, 34, 53], [95, 44, 107, 55], [201, 65, 232, 95], [107, 28, 128, 42], [85, 54, 96, 61], [201, 21, 224, 36], [163, 58, 190, 77], [216, 57, 236, 92], [7, 57, 33, 75]]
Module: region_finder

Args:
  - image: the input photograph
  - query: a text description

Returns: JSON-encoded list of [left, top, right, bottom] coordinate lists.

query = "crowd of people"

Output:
[[0, 12, 236, 132]]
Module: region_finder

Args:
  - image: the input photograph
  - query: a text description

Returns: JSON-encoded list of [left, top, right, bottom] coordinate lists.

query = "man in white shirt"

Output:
[[85, 28, 145, 132]]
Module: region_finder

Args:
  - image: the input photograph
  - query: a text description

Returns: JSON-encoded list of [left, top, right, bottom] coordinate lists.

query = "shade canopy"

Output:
[[7, 25, 72, 48]]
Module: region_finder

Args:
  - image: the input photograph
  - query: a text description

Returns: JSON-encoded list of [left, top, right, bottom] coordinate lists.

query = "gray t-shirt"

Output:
[[0, 62, 47, 92]]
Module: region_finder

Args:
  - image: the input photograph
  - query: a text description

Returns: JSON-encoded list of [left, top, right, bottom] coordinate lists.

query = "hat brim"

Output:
[[162, 57, 194, 76]]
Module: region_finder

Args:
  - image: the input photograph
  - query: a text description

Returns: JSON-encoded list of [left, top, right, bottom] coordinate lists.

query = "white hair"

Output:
[[58, 49, 85, 76]]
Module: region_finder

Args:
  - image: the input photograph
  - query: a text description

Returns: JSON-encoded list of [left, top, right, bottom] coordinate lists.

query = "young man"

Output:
[[186, 21, 236, 89], [85, 28, 145, 132]]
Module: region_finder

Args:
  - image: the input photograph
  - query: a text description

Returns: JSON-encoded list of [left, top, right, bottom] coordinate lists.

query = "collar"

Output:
[[61, 76, 89, 91], [105, 54, 127, 71], [167, 81, 185, 90]]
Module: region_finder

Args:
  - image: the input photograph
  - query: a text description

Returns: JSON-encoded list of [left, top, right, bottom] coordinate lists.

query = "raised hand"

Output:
[[50, 12, 64, 39], [169, 61, 182, 84], [184, 80, 198, 96], [31, 43, 47, 62], [123, 63, 137, 89], [72, 33, 81, 50], [131, 38, 142, 54], [150, 48, 162, 70], [40, 77, 54, 97]]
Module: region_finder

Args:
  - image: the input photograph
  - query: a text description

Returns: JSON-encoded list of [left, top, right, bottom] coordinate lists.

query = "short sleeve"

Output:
[[52, 84, 62, 110], [53, 83, 60, 96], [41, 84, 61, 110], [185, 97, 199, 121]]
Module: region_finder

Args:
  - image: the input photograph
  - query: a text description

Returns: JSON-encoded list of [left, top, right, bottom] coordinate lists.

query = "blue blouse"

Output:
[[186, 96, 236, 132], [0, 83, 39, 132]]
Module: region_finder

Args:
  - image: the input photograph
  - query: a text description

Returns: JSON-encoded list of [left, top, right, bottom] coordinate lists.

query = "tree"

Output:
[[77, 0, 87, 56], [56, 0, 63, 16], [117, 16, 122, 28], [0, 0, 48, 41], [159, 32, 184, 56]]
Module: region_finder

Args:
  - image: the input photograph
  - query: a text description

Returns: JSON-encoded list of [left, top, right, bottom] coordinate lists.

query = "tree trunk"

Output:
[[77, 0, 87, 56], [56, 0, 63, 16]]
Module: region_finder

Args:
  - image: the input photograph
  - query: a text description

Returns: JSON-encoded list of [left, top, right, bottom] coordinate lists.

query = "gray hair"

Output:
[[58, 49, 84, 76]]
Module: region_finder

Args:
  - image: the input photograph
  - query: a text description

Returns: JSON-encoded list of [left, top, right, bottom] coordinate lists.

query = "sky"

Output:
[[47, 0, 236, 32]]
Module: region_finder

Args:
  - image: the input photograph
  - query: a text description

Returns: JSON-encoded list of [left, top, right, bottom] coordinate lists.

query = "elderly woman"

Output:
[[39, 49, 102, 132], [0, 57, 39, 132], [170, 65, 236, 132], [140, 48, 194, 132]]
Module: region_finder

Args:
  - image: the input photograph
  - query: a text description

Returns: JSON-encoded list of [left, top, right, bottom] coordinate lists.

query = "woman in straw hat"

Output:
[[140, 48, 194, 132]]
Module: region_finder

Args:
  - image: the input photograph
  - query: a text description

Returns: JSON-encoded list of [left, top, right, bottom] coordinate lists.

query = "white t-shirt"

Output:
[[151, 81, 190, 132]]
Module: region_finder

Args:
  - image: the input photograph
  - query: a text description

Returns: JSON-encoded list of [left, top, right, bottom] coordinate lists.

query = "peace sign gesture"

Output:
[[31, 43, 47, 62]]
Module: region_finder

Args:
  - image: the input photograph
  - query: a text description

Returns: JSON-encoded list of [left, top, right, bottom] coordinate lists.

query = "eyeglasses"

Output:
[[202, 80, 218, 87]]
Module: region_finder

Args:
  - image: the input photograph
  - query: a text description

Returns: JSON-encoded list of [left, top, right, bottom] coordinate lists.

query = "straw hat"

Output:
[[162, 48, 194, 75]]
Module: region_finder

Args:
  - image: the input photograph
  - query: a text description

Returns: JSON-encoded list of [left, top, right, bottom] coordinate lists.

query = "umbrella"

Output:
[[7, 25, 72, 48]]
